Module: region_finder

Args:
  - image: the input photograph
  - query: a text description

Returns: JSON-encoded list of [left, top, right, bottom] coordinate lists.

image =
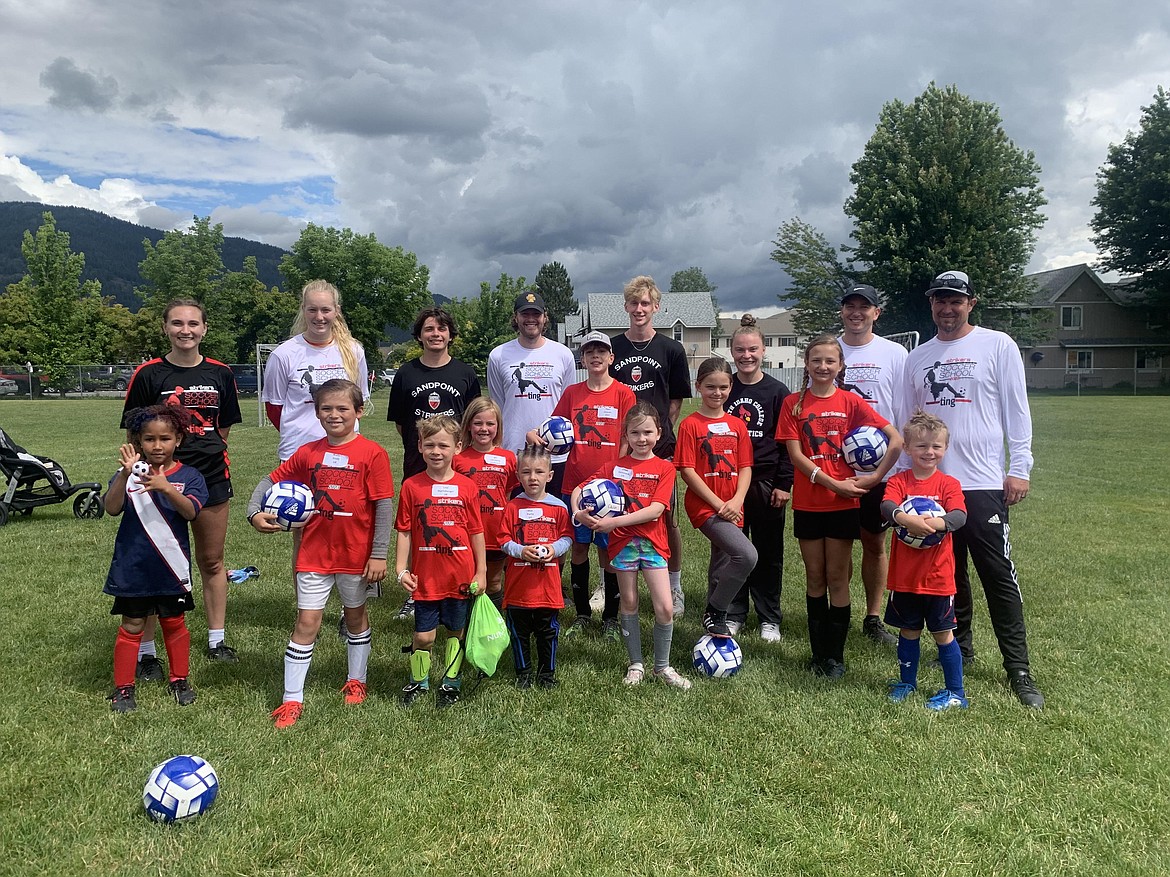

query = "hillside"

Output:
[[0, 201, 286, 309]]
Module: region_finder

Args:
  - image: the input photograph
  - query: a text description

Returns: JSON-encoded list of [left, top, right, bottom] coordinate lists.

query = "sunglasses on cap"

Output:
[[931, 276, 972, 293]]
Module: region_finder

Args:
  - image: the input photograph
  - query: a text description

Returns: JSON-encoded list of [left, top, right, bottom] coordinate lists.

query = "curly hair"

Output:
[[124, 404, 191, 443]]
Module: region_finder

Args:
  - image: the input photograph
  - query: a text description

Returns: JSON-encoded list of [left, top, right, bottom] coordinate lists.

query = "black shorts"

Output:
[[793, 508, 860, 541], [858, 482, 889, 534], [205, 478, 233, 507], [110, 592, 194, 618], [884, 590, 957, 633], [485, 549, 506, 564]]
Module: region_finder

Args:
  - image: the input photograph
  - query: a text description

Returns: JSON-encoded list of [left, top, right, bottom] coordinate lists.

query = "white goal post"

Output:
[[255, 343, 281, 427]]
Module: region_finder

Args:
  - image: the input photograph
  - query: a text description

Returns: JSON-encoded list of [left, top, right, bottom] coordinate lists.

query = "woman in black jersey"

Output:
[[121, 299, 243, 673]]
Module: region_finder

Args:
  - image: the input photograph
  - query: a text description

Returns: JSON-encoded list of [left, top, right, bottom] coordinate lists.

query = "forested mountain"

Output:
[[0, 201, 286, 309]]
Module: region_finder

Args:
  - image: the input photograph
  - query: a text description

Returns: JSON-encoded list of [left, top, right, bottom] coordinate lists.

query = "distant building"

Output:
[[559, 292, 718, 370], [712, 310, 802, 368]]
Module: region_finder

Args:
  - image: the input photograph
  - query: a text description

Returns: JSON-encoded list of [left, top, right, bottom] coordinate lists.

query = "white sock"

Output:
[[669, 570, 682, 591], [346, 627, 372, 684], [138, 639, 157, 659], [208, 628, 225, 649], [283, 640, 314, 703]]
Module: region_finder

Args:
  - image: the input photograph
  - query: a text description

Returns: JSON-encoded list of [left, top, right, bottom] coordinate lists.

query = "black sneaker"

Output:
[[822, 658, 847, 680], [135, 655, 165, 683], [436, 683, 461, 710], [110, 684, 137, 713], [537, 674, 558, 689], [168, 678, 197, 706], [395, 598, 415, 621], [401, 681, 428, 707], [515, 672, 533, 690], [862, 615, 898, 646], [206, 642, 239, 663], [702, 609, 732, 638], [1008, 670, 1045, 709]]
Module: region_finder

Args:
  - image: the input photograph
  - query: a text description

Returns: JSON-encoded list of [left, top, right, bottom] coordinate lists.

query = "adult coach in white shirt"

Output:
[[903, 270, 1043, 708], [839, 283, 907, 646]]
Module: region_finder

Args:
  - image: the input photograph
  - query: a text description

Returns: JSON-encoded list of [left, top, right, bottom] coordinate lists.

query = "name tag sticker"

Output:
[[598, 405, 618, 420], [613, 466, 633, 481], [708, 422, 731, 435], [518, 507, 542, 521], [323, 452, 349, 467], [485, 453, 507, 466], [432, 483, 459, 498]]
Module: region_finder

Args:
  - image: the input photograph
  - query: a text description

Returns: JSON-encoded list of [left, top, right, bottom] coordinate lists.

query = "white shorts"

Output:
[[296, 572, 369, 611]]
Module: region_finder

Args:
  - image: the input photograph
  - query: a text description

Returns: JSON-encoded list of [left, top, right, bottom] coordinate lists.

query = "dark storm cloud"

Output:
[[39, 57, 118, 112]]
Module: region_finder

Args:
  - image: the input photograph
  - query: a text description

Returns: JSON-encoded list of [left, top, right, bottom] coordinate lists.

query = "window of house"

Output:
[[1066, 349, 1093, 371], [1061, 306, 1083, 330], [780, 336, 797, 346], [1138, 350, 1162, 371], [673, 322, 683, 342]]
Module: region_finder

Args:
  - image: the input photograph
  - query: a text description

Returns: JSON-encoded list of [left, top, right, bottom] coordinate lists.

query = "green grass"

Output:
[[1, 397, 1168, 876]]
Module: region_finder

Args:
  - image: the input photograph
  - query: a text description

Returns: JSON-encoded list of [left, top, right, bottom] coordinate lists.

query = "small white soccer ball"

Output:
[[842, 426, 888, 472], [692, 634, 743, 678], [132, 460, 151, 479], [143, 754, 219, 824], [533, 544, 550, 559], [578, 478, 626, 518], [894, 495, 947, 549], [261, 480, 315, 530], [537, 416, 575, 455]]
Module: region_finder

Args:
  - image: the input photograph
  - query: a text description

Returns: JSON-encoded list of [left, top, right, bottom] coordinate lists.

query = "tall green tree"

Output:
[[1091, 85, 1170, 329], [844, 82, 1047, 337], [447, 274, 530, 375], [534, 261, 578, 338], [279, 224, 432, 357], [215, 257, 300, 362], [670, 266, 720, 341], [770, 218, 856, 337]]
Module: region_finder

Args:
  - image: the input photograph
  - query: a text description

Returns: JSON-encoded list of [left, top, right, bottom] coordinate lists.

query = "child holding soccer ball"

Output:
[[248, 379, 395, 728], [498, 443, 573, 688], [882, 411, 969, 710], [104, 405, 208, 713], [572, 402, 690, 689]]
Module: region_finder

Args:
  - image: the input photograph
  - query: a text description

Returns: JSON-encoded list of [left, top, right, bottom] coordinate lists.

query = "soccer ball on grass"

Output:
[[143, 754, 219, 823], [692, 634, 743, 678]]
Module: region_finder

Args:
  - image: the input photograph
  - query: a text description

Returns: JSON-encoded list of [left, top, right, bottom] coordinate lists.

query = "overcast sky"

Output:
[[1, 1, 1167, 311]]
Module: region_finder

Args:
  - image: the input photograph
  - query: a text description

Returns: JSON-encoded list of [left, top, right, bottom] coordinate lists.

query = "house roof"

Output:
[[559, 312, 584, 344], [717, 311, 797, 337], [585, 292, 717, 330], [1024, 264, 1133, 307]]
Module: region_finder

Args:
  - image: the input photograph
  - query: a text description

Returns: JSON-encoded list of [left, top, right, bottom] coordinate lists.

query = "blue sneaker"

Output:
[[925, 689, 969, 711], [887, 681, 916, 703]]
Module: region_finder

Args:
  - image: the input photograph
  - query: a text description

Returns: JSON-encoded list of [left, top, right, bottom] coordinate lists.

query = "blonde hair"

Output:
[[622, 275, 661, 306], [460, 397, 503, 449], [792, 333, 846, 417], [416, 414, 461, 442], [903, 409, 950, 446], [290, 280, 364, 385]]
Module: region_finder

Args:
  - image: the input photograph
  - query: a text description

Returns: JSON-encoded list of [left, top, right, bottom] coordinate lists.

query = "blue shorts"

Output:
[[414, 597, 470, 634], [884, 591, 957, 634], [563, 493, 610, 548], [610, 538, 667, 571]]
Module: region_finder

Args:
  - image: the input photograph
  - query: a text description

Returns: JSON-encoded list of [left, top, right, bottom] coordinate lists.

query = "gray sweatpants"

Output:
[[699, 516, 759, 612]]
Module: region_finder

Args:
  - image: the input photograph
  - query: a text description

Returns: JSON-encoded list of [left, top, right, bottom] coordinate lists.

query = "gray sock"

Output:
[[620, 613, 642, 665], [652, 621, 673, 672]]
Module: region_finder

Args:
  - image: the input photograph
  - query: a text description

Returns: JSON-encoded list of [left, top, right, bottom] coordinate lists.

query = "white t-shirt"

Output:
[[839, 334, 908, 426], [903, 326, 1033, 491], [262, 335, 370, 460], [487, 337, 577, 455]]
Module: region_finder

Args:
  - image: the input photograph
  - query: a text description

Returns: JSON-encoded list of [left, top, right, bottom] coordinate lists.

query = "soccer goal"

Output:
[[885, 331, 920, 352], [254, 343, 281, 427]]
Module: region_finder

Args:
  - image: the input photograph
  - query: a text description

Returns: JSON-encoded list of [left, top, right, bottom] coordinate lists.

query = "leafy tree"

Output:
[[279, 224, 432, 356], [534, 261, 578, 339], [770, 218, 856, 337], [215, 257, 300, 363], [138, 216, 225, 314], [447, 274, 531, 376], [670, 266, 721, 341], [1091, 86, 1170, 329], [844, 83, 1047, 338]]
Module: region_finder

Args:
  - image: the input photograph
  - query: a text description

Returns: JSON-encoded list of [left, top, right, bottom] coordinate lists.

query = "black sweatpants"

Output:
[[505, 606, 559, 680]]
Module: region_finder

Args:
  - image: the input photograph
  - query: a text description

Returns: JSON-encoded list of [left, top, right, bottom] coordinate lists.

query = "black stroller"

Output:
[[0, 425, 103, 527]]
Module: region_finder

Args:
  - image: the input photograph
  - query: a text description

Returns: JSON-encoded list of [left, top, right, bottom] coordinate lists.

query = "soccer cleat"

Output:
[[109, 684, 137, 713], [136, 655, 165, 683], [623, 662, 645, 686], [341, 679, 367, 705], [561, 616, 590, 639], [887, 681, 917, 703], [337, 617, 348, 641], [925, 688, 969, 711], [395, 598, 415, 621], [168, 678, 197, 706], [271, 700, 303, 728], [436, 683, 461, 710], [862, 615, 898, 646], [670, 585, 685, 619], [401, 681, 427, 707], [760, 622, 782, 643], [726, 620, 743, 636], [822, 658, 847, 680], [1008, 671, 1045, 709], [206, 642, 239, 663], [537, 674, 558, 689], [514, 671, 533, 690], [702, 609, 732, 638], [652, 666, 692, 690], [601, 619, 621, 642]]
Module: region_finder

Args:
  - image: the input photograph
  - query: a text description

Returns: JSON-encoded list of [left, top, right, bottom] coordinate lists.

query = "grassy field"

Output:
[[0, 396, 1167, 876]]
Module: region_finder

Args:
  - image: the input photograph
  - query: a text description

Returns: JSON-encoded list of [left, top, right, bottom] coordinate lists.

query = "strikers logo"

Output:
[[428, 391, 440, 411], [631, 366, 642, 383]]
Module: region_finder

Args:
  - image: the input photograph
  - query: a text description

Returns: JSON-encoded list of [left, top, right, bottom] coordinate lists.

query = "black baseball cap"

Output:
[[513, 291, 547, 312], [840, 284, 879, 306]]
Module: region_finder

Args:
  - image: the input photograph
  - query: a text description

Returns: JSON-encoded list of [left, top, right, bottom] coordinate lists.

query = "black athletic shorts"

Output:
[[111, 592, 194, 618], [858, 482, 890, 534], [793, 508, 860, 541]]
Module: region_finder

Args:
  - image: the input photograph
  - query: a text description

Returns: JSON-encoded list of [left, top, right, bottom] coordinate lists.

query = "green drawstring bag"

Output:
[[464, 593, 510, 676]]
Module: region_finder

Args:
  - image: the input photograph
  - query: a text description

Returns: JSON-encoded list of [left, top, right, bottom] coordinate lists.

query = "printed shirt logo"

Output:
[[842, 364, 878, 401], [417, 498, 468, 554], [428, 391, 440, 411], [510, 362, 554, 399], [920, 359, 975, 409], [701, 431, 738, 480], [801, 411, 848, 463], [631, 366, 642, 383]]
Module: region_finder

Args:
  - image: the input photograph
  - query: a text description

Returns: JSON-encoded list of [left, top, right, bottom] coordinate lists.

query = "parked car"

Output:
[[231, 364, 259, 395], [76, 366, 136, 392], [0, 372, 48, 396], [0, 378, 17, 396], [377, 368, 397, 387]]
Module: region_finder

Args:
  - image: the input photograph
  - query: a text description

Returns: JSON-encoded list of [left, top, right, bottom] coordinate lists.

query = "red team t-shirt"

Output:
[[674, 411, 754, 529], [268, 435, 395, 574], [395, 472, 484, 601], [498, 495, 573, 610], [588, 455, 676, 560], [453, 447, 517, 555], [776, 387, 889, 512], [883, 469, 966, 596], [552, 380, 636, 492]]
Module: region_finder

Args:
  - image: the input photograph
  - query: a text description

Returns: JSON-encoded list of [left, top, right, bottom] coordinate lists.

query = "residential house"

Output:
[[560, 292, 717, 371], [711, 310, 802, 368]]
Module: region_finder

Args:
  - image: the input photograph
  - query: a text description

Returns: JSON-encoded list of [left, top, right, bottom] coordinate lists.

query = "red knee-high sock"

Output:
[[114, 626, 143, 688], [159, 615, 191, 681]]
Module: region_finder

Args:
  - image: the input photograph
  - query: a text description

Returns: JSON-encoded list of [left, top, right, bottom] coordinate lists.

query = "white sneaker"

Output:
[[589, 584, 605, 613], [670, 586, 685, 619], [652, 666, 692, 690], [760, 622, 782, 643], [623, 662, 645, 686], [726, 620, 743, 636]]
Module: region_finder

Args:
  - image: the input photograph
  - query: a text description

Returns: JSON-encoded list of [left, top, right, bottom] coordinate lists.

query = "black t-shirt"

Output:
[[727, 372, 793, 490], [387, 357, 481, 478], [609, 332, 691, 458], [121, 357, 242, 485]]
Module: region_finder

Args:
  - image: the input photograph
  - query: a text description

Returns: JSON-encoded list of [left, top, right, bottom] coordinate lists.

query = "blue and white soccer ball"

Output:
[[578, 478, 626, 518], [842, 425, 889, 472], [692, 634, 743, 678], [261, 480, 315, 530], [894, 495, 946, 549], [143, 754, 219, 823], [537, 415, 575, 455]]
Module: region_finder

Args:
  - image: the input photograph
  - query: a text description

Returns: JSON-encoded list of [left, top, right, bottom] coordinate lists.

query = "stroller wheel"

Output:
[[74, 491, 104, 520]]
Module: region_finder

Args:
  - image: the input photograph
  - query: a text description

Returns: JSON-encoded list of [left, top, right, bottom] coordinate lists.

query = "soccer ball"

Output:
[[894, 495, 946, 549], [533, 544, 550, 559], [537, 415, 575, 455], [842, 426, 888, 472], [131, 460, 150, 479], [578, 478, 626, 518], [143, 755, 219, 823], [692, 634, 743, 678], [261, 480, 315, 530]]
